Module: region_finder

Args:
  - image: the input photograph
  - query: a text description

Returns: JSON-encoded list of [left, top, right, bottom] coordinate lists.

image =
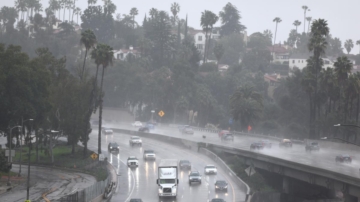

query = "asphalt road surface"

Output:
[[86, 129, 247, 202], [99, 121, 360, 181]]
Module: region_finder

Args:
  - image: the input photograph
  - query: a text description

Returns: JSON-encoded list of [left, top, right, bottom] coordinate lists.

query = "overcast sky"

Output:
[[1, 0, 360, 54]]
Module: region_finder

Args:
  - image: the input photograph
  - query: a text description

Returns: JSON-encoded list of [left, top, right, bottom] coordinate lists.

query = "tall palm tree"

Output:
[[80, 29, 97, 80], [149, 8, 158, 19], [15, 0, 27, 21], [205, 12, 218, 62], [74, 7, 81, 24], [293, 20, 301, 33], [92, 44, 113, 154], [130, 7, 138, 29], [170, 2, 180, 25], [201, 10, 218, 63], [272, 17, 282, 46], [356, 40, 360, 55], [302, 5, 309, 33], [306, 16, 312, 33], [87, 0, 97, 7], [344, 39, 354, 54]]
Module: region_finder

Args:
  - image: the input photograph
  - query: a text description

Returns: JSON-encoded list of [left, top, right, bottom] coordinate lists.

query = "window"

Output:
[[196, 44, 203, 50], [198, 36, 202, 41]]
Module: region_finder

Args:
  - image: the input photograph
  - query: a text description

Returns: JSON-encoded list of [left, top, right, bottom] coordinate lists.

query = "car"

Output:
[[221, 133, 234, 141], [204, 165, 217, 175], [181, 126, 194, 135], [179, 160, 191, 170], [335, 154, 352, 163], [250, 142, 264, 150], [215, 180, 228, 192], [129, 199, 143, 202], [147, 120, 157, 126], [188, 171, 202, 184], [211, 199, 226, 202], [179, 125, 189, 131], [260, 140, 272, 148], [101, 127, 113, 135], [129, 136, 142, 147], [218, 130, 229, 138], [138, 126, 150, 132], [132, 121, 143, 127], [108, 142, 119, 153], [279, 139, 293, 148], [146, 123, 155, 129], [127, 156, 139, 167], [143, 149, 156, 161], [305, 142, 320, 152]]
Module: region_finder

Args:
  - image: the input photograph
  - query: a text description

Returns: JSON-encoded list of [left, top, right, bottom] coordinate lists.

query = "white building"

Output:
[[268, 45, 290, 65], [289, 55, 335, 71], [113, 46, 140, 61], [190, 30, 206, 53]]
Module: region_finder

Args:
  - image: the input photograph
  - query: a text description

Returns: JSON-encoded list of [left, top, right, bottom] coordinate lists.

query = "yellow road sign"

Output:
[[90, 153, 98, 160], [158, 110, 165, 117]]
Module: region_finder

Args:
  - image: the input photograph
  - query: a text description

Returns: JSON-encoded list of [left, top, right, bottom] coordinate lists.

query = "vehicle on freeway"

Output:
[[147, 120, 158, 125], [146, 123, 155, 129], [218, 130, 229, 138], [221, 133, 234, 141], [138, 126, 150, 132], [335, 154, 352, 163], [250, 142, 264, 150], [108, 142, 119, 153], [143, 149, 156, 161], [279, 139, 293, 148], [305, 142, 320, 152], [157, 159, 179, 198], [129, 199, 143, 202], [132, 121, 143, 127], [179, 160, 191, 170], [260, 140, 272, 148], [129, 136, 142, 147], [188, 171, 201, 184], [127, 156, 139, 168], [215, 180, 228, 192], [180, 126, 194, 135], [178, 125, 189, 131], [204, 165, 217, 175], [211, 199, 226, 202], [101, 127, 113, 135]]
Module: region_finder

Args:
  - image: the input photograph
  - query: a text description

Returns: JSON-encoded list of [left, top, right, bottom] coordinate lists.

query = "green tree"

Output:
[[130, 7, 138, 29], [80, 29, 97, 80], [356, 40, 360, 55], [306, 16, 312, 33], [287, 29, 299, 48], [293, 20, 301, 33], [200, 10, 218, 63], [15, 0, 27, 21], [213, 43, 224, 65], [149, 8, 158, 19], [219, 3, 246, 37], [262, 29, 272, 44], [230, 85, 263, 130], [272, 17, 282, 45], [344, 39, 354, 54], [302, 5, 309, 33], [170, 2, 180, 26]]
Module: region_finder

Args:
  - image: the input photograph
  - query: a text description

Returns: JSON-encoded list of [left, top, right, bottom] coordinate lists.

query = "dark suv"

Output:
[[108, 142, 119, 153], [189, 171, 202, 184], [215, 180, 228, 192], [179, 160, 191, 170], [305, 142, 320, 152]]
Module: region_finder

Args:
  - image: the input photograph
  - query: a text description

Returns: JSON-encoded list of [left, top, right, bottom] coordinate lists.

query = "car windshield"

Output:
[[311, 142, 318, 145], [190, 172, 200, 176], [159, 179, 175, 184], [132, 137, 140, 140], [216, 180, 227, 185], [145, 150, 154, 154], [211, 199, 224, 202], [180, 160, 190, 164], [206, 166, 215, 169], [110, 143, 118, 147], [128, 157, 137, 160]]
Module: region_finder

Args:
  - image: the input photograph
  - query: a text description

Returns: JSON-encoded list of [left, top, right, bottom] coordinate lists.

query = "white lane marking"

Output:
[[124, 160, 136, 202]]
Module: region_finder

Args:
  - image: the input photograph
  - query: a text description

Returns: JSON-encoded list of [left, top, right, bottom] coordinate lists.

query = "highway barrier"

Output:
[[199, 147, 251, 202]]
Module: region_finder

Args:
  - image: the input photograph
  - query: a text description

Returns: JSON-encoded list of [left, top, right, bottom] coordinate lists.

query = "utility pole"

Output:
[[8, 125, 22, 186], [19, 118, 33, 177], [26, 121, 34, 200]]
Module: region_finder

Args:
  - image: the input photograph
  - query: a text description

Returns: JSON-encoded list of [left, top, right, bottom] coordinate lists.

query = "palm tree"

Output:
[[272, 17, 282, 45], [302, 5, 310, 33], [88, 0, 97, 7], [26, 0, 39, 20], [356, 40, 360, 55], [213, 43, 224, 65], [293, 20, 301, 33], [130, 7, 138, 29], [344, 39, 354, 54], [170, 2, 180, 25], [230, 85, 263, 130], [74, 7, 81, 24], [92, 43, 113, 154], [15, 0, 27, 21], [201, 10, 218, 63], [149, 8, 158, 19], [80, 29, 97, 80], [306, 16, 312, 33], [34, 1, 42, 14]]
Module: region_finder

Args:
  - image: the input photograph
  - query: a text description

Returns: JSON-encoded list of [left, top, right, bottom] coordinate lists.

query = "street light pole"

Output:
[[7, 125, 22, 186], [50, 130, 59, 164], [26, 120, 34, 200], [19, 118, 33, 177]]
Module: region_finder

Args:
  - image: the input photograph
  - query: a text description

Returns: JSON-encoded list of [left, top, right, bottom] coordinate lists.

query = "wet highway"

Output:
[[86, 130, 246, 202], [102, 122, 360, 180]]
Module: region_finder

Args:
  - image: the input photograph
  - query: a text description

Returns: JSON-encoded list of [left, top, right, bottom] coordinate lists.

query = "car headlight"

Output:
[[216, 186, 219, 188], [172, 186, 177, 193], [139, 140, 142, 142], [117, 147, 119, 149], [158, 188, 163, 193], [110, 147, 112, 149], [224, 186, 228, 188]]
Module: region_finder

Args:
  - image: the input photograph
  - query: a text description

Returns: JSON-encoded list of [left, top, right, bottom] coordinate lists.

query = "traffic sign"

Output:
[[158, 110, 165, 117], [90, 153, 98, 160], [245, 166, 256, 176]]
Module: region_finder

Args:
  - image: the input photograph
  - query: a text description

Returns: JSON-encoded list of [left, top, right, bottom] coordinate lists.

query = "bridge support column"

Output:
[[282, 176, 290, 194]]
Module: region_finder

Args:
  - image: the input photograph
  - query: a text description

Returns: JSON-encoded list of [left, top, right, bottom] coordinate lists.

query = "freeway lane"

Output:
[[87, 129, 246, 202], [101, 122, 360, 180]]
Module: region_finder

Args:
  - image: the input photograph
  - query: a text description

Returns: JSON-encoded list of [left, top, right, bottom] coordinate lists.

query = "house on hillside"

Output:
[[264, 73, 281, 99], [190, 30, 206, 54], [269, 45, 290, 65], [113, 46, 141, 61]]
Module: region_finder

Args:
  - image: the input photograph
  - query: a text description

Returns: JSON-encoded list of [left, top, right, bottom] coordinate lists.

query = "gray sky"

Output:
[[2, 0, 360, 54]]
